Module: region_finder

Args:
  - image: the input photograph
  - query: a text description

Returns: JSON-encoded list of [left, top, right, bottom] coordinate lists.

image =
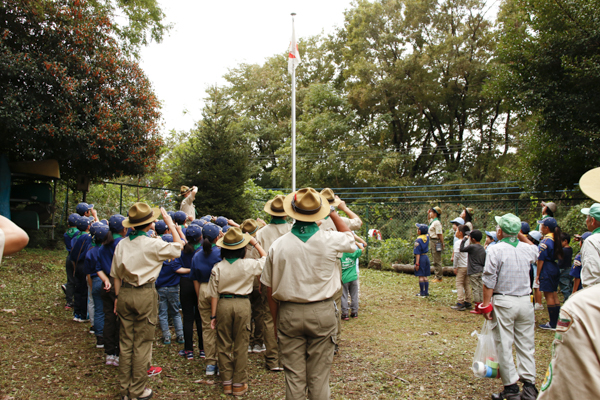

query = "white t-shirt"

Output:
[[453, 238, 468, 268]]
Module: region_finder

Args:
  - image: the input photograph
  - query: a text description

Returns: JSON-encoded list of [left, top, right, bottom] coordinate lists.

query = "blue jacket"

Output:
[[84, 245, 100, 278], [70, 233, 92, 265], [156, 257, 183, 288], [191, 245, 222, 283], [96, 234, 125, 276], [63, 228, 79, 252]]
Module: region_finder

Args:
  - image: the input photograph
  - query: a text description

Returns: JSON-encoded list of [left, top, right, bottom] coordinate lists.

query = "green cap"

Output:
[[494, 213, 521, 235], [581, 203, 600, 220]]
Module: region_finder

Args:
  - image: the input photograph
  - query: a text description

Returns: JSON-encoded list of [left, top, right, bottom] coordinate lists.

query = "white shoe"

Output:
[[248, 345, 252, 353], [253, 344, 266, 353], [106, 355, 114, 366], [113, 356, 119, 367], [534, 303, 544, 311]]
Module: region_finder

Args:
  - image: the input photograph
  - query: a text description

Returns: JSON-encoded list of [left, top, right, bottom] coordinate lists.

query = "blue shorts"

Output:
[[415, 255, 431, 277], [539, 262, 560, 292]]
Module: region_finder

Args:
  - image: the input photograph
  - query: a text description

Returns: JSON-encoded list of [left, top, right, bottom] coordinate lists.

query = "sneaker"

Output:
[[89, 326, 95, 335], [147, 366, 162, 377], [96, 336, 104, 349], [106, 354, 114, 366], [415, 293, 428, 297], [176, 336, 184, 344], [206, 364, 217, 376], [464, 302, 472, 309], [61, 284, 67, 295], [491, 387, 520, 400], [178, 350, 193, 360], [270, 367, 284, 372], [113, 356, 119, 367], [64, 303, 73, 310], [163, 337, 171, 345], [73, 314, 83, 322], [539, 322, 556, 331], [223, 383, 233, 395], [350, 312, 358, 318], [521, 383, 539, 400], [534, 303, 544, 311], [232, 383, 248, 396], [341, 314, 349, 321], [451, 303, 465, 310], [248, 345, 252, 353], [199, 350, 206, 359], [253, 344, 266, 353], [137, 388, 153, 400]]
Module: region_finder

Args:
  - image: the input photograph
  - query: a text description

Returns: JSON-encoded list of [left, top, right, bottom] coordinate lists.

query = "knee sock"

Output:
[[424, 282, 429, 295], [419, 282, 424, 294], [549, 305, 561, 328]]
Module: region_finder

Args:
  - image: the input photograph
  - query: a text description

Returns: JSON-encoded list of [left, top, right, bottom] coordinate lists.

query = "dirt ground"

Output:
[[0, 249, 554, 399]]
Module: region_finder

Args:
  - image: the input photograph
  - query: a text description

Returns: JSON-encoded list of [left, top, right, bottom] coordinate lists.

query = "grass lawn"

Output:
[[0, 249, 553, 399]]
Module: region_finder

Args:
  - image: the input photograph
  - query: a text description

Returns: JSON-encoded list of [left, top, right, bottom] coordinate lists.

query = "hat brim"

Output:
[[122, 208, 161, 228], [581, 208, 591, 216], [580, 167, 600, 202], [326, 198, 342, 208], [283, 191, 331, 222], [264, 199, 288, 217], [217, 233, 252, 250]]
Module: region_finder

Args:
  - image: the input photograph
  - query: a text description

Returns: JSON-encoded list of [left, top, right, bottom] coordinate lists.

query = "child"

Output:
[[86, 223, 110, 349], [154, 220, 168, 237], [558, 232, 573, 301], [570, 232, 591, 293], [451, 225, 471, 311], [536, 217, 564, 330], [62, 213, 80, 310], [413, 224, 431, 297], [527, 231, 542, 309], [71, 216, 93, 323], [156, 234, 190, 345], [209, 227, 266, 396], [341, 241, 364, 319], [450, 217, 464, 264], [459, 229, 486, 313], [484, 231, 498, 251]]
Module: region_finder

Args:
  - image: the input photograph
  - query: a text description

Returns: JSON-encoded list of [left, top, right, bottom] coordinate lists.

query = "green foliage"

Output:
[[0, 0, 163, 181], [242, 179, 285, 222], [368, 238, 415, 270]]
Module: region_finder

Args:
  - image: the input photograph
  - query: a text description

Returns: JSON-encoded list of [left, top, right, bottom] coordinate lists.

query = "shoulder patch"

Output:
[[574, 260, 582, 267], [414, 242, 419, 247], [555, 310, 573, 333], [541, 363, 553, 391], [540, 243, 548, 250]]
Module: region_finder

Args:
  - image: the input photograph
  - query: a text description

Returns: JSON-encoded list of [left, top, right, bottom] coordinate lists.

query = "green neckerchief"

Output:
[[323, 215, 330, 220], [225, 258, 239, 264], [112, 232, 122, 240], [212, 243, 217, 248], [194, 243, 202, 250], [179, 224, 185, 229], [129, 230, 148, 241], [270, 218, 287, 225], [429, 217, 439, 227], [92, 242, 99, 247], [66, 227, 79, 238], [500, 236, 519, 248], [593, 227, 600, 235], [291, 221, 319, 243]]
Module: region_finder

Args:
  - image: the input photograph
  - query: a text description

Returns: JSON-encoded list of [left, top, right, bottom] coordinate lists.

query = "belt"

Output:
[[219, 294, 249, 299], [492, 293, 529, 297], [122, 282, 155, 289], [282, 297, 332, 305]]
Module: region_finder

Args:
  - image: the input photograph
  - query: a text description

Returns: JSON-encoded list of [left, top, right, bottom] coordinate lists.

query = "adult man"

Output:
[[180, 186, 198, 220], [480, 213, 538, 400], [580, 203, 600, 288], [428, 207, 444, 282], [261, 188, 356, 400]]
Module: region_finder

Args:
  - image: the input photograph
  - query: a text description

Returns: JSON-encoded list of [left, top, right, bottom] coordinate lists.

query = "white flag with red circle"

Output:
[[288, 22, 301, 75]]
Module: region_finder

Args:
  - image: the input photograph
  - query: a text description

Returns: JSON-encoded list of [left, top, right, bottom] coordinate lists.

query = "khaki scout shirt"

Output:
[[581, 233, 600, 288], [256, 222, 292, 252], [207, 257, 266, 298], [180, 192, 196, 219], [538, 283, 600, 398], [110, 235, 182, 286], [428, 219, 443, 239], [0, 228, 4, 264], [245, 244, 261, 288], [318, 216, 362, 232], [261, 230, 356, 303]]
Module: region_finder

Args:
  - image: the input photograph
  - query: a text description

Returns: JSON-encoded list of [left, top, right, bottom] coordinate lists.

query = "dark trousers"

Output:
[[73, 262, 88, 317], [64, 254, 76, 305], [101, 278, 120, 356], [180, 277, 203, 352], [559, 268, 573, 302]]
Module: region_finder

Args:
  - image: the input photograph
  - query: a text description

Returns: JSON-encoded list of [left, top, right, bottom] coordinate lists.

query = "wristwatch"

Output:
[[330, 205, 335, 213], [210, 315, 216, 320]]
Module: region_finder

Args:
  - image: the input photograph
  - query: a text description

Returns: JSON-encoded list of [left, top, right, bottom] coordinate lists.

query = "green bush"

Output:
[[368, 238, 414, 270]]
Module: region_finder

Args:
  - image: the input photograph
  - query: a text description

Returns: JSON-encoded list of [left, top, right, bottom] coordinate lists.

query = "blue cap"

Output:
[[582, 232, 592, 242], [161, 234, 174, 243], [537, 217, 558, 230], [100, 219, 108, 225], [415, 223, 428, 234], [94, 224, 110, 242], [90, 221, 104, 236], [202, 223, 220, 242], [202, 215, 212, 220], [68, 213, 80, 226], [521, 222, 531, 235], [529, 231, 543, 242], [221, 225, 230, 233], [75, 202, 94, 216], [485, 231, 498, 242], [155, 220, 168, 234], [191, 219, 206, 227], [76, 216, 92, 231], [186, 225, 203, 241], [450, 217, 465, 225], [173, 211, 187, 224], [215, 216, 228, 227], [109, 214, 126, 232], [167, 211, 176, 219]]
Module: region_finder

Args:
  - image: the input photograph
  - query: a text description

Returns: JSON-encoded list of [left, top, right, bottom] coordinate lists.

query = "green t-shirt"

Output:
[[341, 248, 362, 284]]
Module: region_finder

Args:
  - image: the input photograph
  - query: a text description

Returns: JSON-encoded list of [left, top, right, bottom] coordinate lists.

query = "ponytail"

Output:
[[103, 231, 115, 247], [553, 226, 564, 260], [463, 210, 472, 223], [184, 237, 202, 254], [202, 238, 213, 255]]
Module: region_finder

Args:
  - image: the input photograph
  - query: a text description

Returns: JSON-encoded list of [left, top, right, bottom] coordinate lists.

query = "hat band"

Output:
[[270, 204, 284, 212], [128, 209, 154, 224], [327, 197, 335, 204], [292, 197, 322, 215], [224, 238, 245, 246], [248, 226, 258, 235]]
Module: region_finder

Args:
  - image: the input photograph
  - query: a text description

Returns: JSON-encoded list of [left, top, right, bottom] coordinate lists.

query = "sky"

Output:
[[139, 0, 355, 136]]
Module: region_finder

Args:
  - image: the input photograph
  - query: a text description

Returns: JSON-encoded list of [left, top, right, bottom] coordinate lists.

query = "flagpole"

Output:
[[291, 12, 297, 193]]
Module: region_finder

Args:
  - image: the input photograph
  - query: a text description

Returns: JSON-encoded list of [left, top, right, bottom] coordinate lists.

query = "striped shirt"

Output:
[[483, 240, 538, 296]]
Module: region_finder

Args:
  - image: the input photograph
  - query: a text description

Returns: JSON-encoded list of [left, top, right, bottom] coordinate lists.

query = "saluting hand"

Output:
[[160, 207, 173, 225]]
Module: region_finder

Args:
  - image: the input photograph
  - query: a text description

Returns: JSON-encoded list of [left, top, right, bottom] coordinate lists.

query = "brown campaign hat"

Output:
[[320, 188, 341, 207], [283, 188, 330, 222], [180, 185, 191, 195], [430, 206, 442, 215], [241, 219, 260, 237], [541, 201, 557, 213], [122, 202, 161, 228], [580, 167, 600, 202], [216, 227, 252, 250], [464, 207, 474, 215], [263, 194, 288, 217]]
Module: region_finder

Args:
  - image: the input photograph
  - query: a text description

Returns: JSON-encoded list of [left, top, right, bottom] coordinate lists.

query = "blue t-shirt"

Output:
[[70, 233, 92, 265], [191, 246, 222, 283], [538, 235, 558, 269], [96, 234, 124, 276], [84, 245, 100, 278], [179, 244, 203, 279], [414, 234, 430, 255], [63, 228, 79, 253], [156, 257, 183, 288]]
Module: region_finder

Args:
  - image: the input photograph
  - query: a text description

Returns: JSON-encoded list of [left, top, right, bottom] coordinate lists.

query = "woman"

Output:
[[460, 207, 474, 231], [428, 207, 444, 282], [536, 217, 564, 330]]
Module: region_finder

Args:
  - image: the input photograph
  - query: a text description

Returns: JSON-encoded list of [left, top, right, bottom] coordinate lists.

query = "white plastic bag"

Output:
[[471, 319, 500, 379]]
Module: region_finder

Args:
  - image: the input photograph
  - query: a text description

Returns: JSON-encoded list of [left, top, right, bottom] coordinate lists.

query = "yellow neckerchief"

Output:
[[544, 232, 554, 241], [418, 234, 429, 243]]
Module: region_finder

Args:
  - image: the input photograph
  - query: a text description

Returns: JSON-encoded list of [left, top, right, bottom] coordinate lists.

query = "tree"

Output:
[[497, 0, 600, 191], [178, 87, 250, 220], [0, 0, 163, 181]]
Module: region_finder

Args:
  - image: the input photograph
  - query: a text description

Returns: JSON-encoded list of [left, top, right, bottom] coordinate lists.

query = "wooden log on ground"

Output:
[[391, 263, 456, 276]]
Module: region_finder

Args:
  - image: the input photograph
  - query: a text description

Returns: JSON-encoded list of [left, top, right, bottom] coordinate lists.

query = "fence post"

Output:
[[119, 184, 123, 215], [515, 200, 519, 217], [365, 204, 370, 261]]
